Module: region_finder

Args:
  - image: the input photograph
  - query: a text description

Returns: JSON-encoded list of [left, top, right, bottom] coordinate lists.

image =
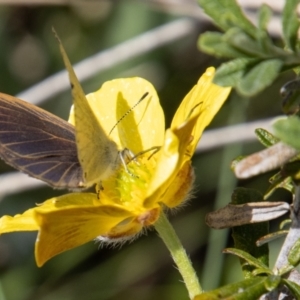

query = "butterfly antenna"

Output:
[[109, 92, 149, 136]]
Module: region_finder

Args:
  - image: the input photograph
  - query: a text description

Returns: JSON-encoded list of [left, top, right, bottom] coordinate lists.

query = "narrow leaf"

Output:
[[256, 231, 288, 247], [282, 0, 300, 51], [198, 32, 246, 58], [223, 248, 270, 273], [282, 278, 300, 299], [231, 188, 269, 277], [198, 0, 257, 36], [258, 4, 272, 32], [194, 277, 268, 300], [265, 172, 294, 199], [206, 202, 289, 229], [256, 4, 275, 54], [214, 58, 254, 87], [264, 275, 282, 292], [234, 142, 299, 179], [255, 128, 280, 147], [224, 28, 264, 58], [237, 59, 282, 96], [288, 238, 300, 267]]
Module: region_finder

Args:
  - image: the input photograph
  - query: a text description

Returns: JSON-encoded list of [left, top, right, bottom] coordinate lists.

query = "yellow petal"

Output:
[[172, 113, 200, 162], [0, 208, 39, 233], [85, 78, 165, 153], [162, 160, 194, 208], [104, 218, 143, 239], [34, 193, 134, 266], [171, 67, 231, 153], [0, 192, 100, 234], [144, 113, 200, 208], [43, 193, 94, 209], [144, 129, 180, 208]]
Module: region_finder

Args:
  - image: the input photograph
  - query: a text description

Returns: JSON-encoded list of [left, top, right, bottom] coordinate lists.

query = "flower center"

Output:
[[99, 152, 157, 211], [96, 152, 161, 241]]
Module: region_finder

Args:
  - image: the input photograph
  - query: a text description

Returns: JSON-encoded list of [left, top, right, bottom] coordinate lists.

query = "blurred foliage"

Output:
[[198, 0, 300, 97], [0, 1, 297, 300], [197, 0, 300, 298]]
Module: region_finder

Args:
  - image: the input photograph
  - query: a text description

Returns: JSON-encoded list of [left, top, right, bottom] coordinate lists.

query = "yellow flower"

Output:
[[0, 67, 231, 266]]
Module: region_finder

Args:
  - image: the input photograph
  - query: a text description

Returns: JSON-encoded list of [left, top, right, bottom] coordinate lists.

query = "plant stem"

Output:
[[154, 210, 202, 299]]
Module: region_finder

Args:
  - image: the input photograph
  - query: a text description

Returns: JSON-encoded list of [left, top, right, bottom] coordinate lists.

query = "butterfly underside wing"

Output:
[[0, 93, 84, 189], [55, 30, 121, 186]]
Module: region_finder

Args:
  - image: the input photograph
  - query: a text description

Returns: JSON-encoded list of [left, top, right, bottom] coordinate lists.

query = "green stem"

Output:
[[154, 210, 202, 299]]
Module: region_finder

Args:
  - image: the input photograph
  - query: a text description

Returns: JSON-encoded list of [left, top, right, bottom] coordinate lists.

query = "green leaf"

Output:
[[288, 238, 300, 267], [231, 188, 269, 277], [282, 0, 300, 51], [258, 4, 272, 32], [225, 24, 281, 59], [194, 277, 268, 300], [273, 116, 300, 150], [237, 59, 283, 96], [253, 268, 273, 276], [255, 128, 280, 147], [282, 279, 300, 299], [264, 275, 282, 292], [265, 171, 294, 199], [223, 248, 270, 273], [256, 4, 276, 54], [198, 0, 257, 36], [213, 58, 254, 87], [280, 219, 292, 230], [224, 28, 265, 58], [198, 32, 247, 58], [256, 231, 288, 247], [265, 158, 300, 198]]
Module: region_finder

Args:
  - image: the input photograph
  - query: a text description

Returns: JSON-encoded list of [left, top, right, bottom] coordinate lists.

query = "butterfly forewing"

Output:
[[0, 93, 84, 189], [57, 33, 120, 186]]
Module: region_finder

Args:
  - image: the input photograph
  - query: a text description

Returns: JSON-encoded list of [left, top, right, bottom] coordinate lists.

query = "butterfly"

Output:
[[0, 32, 120, 190]]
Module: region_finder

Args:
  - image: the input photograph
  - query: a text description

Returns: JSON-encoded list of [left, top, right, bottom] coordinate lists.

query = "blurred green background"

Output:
[[0, 1, 294, 299]]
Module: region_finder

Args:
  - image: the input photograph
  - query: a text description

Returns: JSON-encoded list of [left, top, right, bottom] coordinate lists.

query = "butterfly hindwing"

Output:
[[0, 93, 84, 189]]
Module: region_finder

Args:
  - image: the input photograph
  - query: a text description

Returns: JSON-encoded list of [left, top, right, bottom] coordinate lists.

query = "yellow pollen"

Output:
[[100, 154, 157, 207]]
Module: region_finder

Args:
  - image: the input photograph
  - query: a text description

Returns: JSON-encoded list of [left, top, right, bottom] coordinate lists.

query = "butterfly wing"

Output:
[[55, 31, 120, 186], [0, 93, 84, 189]]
